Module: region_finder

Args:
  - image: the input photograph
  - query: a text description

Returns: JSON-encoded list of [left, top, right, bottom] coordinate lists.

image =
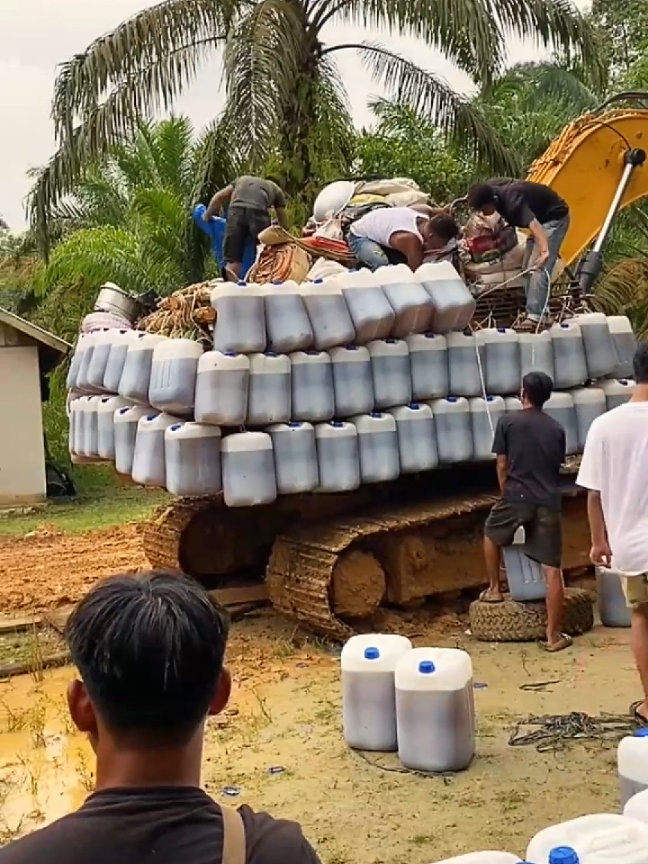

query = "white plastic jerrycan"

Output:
[[526, 813, 648, 864]]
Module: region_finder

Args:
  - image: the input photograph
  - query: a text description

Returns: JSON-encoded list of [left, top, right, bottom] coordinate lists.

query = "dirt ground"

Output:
[[0, 522, 639, 861]]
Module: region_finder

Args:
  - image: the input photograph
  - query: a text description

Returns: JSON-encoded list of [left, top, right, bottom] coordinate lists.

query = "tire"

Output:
[[469, 587, 594, 643]]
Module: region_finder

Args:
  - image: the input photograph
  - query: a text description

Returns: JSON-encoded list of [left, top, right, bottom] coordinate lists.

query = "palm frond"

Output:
[[596, 257, 648, 340], [331, 42, 519, 175], [51, 0, 234, 143], [223, 0, 305, 166]]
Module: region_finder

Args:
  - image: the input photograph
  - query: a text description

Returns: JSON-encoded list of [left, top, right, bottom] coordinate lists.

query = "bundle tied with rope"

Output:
[[137, 282, 216, 343]]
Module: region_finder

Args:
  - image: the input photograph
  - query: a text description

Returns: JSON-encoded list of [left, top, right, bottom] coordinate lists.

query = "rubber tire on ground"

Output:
[[469, 587, 594, 643]]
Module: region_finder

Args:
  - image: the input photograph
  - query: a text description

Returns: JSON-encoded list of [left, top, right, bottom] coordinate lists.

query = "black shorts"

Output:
[[223, 206, 270, 264], [484, 499, 562, 569]]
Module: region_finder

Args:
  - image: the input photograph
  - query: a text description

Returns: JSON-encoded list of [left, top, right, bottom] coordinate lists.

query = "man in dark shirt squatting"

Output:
[[481, 372, 571, 653], [468, 179, 570, 331], [0, 572, 321, 864]]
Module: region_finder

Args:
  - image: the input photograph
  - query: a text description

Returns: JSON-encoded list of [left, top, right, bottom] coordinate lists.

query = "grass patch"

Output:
[[0, 484, 169, 537]]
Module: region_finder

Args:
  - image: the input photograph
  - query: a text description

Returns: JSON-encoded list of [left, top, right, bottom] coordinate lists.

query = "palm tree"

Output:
[[29, 0, 598, 239], [38, 116, 229, 296]]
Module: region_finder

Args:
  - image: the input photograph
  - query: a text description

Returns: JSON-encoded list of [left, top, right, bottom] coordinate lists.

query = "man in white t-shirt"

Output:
[[347, 207, 460, 271], [577, 342, 648, 723]]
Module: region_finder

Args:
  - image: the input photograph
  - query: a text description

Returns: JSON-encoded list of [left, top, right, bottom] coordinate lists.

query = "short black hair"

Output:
[[633, 341, 648, 383], [65, 572, 230, 743], [467, 183, 496, 210], [429, 212, 461, 242], [522, 371, 554, 408]]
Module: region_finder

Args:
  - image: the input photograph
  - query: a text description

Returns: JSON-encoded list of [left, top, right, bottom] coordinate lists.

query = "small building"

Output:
[[0, 307, 71, 505]]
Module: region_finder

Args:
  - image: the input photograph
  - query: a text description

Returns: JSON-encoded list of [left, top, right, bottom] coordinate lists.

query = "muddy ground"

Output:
[[0, 523, 638, 861]]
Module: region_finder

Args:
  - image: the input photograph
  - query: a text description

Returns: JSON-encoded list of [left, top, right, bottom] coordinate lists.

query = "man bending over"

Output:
[[482, 371, 570, 652], [0, 572, 321, 864], [577, 343, 648, 723], [347, 207, 460, 271]]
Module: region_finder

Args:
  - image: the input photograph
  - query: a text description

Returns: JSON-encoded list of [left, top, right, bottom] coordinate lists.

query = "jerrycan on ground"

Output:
[[573, 312, 618, 380], [290, 351, 335, 423], [194, 351, 250, 427], [430, 397, 473, 464], [164, 422, 222, 497], [446, 332, 482, 398], [299, 276, 356, 350], [351, 412, 400, 484], [261, 279, 313, 353], [211, 281, 266, 354], [368, 339, 411, 410], [329, 345, 374, 418], [416, 260, 475, 333], [406, 333, 449, 401], [131, 412, 178, 488], [221, 431, 277, 507], [624, 787, 648, 824], [503, 527, 546, 602], [267, 422, 319, 495], [341, 633, 412, 752], [395, 647, 475, 773], [337, 269, 395, 344], [618, 729, 648, 807], [596, 566, 631, 628], [550, 322, 588, 389], [389, 404, 438, 473], [432, 854, 521, 864], [526, 814, 648, 864], [607, 315, 637, 379], [375, 263, 432, 337]]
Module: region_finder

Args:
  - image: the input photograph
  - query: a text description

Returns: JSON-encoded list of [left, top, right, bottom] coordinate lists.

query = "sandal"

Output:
[[479, 589, 504, 604], [630, 701, 648, 725], [539, 633, 573, 653]]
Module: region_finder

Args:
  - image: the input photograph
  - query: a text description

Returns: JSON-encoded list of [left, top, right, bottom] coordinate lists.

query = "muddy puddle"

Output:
[[0, 667, 91, 841]]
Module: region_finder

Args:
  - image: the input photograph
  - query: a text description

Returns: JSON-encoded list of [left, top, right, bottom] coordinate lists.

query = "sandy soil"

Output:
[[0, 525, 639, 861], [0, 525, 147, 612]]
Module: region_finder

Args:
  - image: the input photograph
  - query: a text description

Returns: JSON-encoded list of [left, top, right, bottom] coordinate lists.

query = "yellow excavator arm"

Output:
[[527, 94, 648, 273]]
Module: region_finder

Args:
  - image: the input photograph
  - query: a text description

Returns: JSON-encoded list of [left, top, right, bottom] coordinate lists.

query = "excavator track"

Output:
[[142, 497, 209, 575], [267, 459, 585, 640]]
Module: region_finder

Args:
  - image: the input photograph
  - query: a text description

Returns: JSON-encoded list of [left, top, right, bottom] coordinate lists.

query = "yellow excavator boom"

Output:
[[527, 102, 648, 268]]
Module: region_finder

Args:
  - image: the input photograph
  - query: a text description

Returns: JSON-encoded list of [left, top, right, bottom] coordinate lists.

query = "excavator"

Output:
[[141, 92, 648, 640]]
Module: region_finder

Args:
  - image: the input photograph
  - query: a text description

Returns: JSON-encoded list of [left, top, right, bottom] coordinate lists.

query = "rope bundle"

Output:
[[137, 282, 215, 342]]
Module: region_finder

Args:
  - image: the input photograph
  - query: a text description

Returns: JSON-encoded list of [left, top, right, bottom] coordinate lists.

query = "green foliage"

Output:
[[28, 0, 598, 232], [354, 100, 478, 203], [36, 117, 224, 297]]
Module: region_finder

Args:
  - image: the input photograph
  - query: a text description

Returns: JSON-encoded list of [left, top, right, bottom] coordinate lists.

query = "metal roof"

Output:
[[0, 306, 71, 356]]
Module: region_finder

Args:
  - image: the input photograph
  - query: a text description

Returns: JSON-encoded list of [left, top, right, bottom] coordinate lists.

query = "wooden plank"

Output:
[[0, 614, 42, 635], [209, 584, 269, 606]]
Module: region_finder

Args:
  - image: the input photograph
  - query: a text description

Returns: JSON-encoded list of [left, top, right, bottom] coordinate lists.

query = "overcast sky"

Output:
[[1, 0, 589, 230]]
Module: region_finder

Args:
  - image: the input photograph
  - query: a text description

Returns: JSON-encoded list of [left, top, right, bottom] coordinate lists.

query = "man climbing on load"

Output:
[[467, 179, 570, 330], [204, 175, 290, 279], [481, 371, 572, 653], [347, 206, 460, 272]]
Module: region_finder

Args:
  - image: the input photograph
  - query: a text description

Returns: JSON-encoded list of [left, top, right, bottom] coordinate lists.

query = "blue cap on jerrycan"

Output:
[[549, 847, 579, 864], [364, 647, 380, 660], [418, 660, 435, 674], [634, 728, 648, 737]]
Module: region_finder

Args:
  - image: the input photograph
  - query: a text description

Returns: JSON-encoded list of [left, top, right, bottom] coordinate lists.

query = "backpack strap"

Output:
[[221, 804, 246, 864]]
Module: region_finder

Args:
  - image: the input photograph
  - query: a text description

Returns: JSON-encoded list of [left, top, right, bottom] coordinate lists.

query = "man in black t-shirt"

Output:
[[468, 179, 570, 330], [0, 573, 321, 864], [482, 371, 571, 652]]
